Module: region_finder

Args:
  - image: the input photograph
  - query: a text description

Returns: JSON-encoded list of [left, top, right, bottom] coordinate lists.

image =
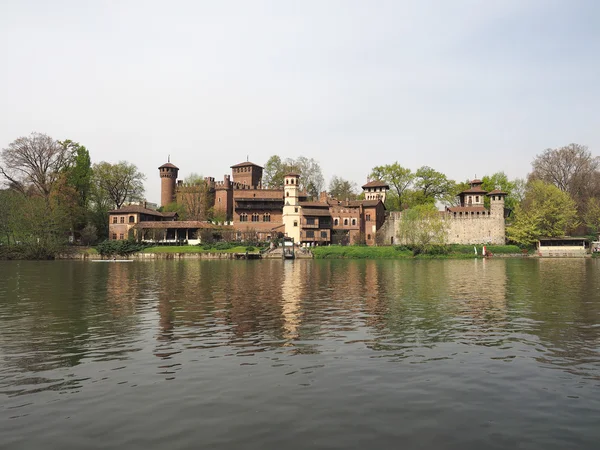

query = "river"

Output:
[[1, 258, 599, 449]]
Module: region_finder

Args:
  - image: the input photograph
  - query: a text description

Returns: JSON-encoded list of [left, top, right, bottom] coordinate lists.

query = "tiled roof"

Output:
[[133, 221, 232, 229], [109, 205, 175, 217], [487, 189, 508, 196], [158, 162, 179, 170], [302, 208, 332, 217], [299, 201, 329, 208], [460, 186, 487, 194], [230, 161, 263, 168], [236, 197, 284, 202], [346, 200, 383, 208], [362, 180, 390, 189]]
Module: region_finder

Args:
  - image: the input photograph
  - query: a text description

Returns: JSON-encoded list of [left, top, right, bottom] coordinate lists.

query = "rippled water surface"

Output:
[[1, 258, 599, 449]]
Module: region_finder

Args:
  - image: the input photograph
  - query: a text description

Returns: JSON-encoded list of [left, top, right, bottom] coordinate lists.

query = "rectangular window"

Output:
[[306, 218, 315, 225], [366, 214, 371, 221], [112, 233, 117, 240], [120, 217, 125, 223], [119, 233, 124, 240], [306, 230, 314, 238], [320, 231, 327, 238], [112, 217, 117, 224]]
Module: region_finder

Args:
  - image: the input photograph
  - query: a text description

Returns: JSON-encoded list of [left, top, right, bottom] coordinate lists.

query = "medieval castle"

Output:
[[108, 159, 508, 246]]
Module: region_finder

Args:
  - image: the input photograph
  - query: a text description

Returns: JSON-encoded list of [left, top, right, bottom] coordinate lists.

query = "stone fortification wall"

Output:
[[446, 215, 505, 245], [378, 211, 505, 245]]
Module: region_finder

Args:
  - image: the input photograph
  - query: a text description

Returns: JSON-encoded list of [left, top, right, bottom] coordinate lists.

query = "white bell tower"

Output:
[[282, 173, 301, 244]]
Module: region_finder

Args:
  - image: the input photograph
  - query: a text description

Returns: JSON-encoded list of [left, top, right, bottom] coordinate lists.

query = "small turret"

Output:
[[487, 189, 507, 217]]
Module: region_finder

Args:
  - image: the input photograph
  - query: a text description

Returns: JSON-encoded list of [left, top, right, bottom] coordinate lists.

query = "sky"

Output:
[[1, 0, 599, 204]]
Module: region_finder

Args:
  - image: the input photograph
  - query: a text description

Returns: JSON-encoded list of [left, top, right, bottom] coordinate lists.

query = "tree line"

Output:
[[0, 132, 145, 258], [2, 133, 597, 257]]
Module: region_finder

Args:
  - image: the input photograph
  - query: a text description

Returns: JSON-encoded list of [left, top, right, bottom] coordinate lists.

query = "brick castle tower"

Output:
[[159, 160, 179, 207]]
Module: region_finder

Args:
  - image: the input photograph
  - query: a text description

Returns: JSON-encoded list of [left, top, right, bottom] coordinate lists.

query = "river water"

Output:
[[0, 258, 599, 449]]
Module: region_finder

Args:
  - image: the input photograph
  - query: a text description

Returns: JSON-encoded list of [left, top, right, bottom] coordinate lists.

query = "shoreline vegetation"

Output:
[[1, 242, 534, 260], [311, 244, 526, 259]]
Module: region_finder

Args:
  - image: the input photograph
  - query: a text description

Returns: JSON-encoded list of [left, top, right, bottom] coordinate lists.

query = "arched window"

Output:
[[263, 213, 271, 222], [334, 218, 339, 226], [240, 213, 248, 222], [351, 218, 356, 226], [129, 215, 135, 223], [286, 179, 289, 184], [344, 218, 348, 225], [367, 234, 371, 240], [286, 192, 289, 197], [252, 213, 259, 222]]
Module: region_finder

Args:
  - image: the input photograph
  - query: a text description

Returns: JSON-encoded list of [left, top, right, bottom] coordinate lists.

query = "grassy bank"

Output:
[[312, 244, 523, 259]]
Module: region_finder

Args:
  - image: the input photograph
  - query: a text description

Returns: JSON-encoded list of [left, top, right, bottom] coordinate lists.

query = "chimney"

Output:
[[319, 191, 328, 203]]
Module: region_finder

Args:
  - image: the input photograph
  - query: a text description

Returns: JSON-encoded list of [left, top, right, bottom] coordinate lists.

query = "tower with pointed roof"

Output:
[[159, 160, 179, 207]]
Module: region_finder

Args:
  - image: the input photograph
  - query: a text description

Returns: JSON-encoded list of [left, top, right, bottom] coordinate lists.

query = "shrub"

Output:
[[96, 240, 145, 257]]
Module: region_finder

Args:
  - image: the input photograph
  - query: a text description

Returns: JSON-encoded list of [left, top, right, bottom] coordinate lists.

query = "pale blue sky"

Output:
[[1, 0, 598, 203]]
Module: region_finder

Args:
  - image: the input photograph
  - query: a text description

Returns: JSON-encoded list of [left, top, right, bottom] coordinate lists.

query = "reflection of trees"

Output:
[[505, 259, 600, 373], [0, 261, 155, 388], [361, 259, 509, 350]]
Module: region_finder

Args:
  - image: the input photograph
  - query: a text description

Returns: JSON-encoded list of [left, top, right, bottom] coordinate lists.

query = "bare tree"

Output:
[[328, 175, 357, 200], [531, 144, 599, 196], [0, 132, 72, 200], [177, 173, 211, 220]]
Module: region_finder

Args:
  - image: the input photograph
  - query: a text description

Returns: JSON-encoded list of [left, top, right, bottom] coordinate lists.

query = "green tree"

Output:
[[91, 161, 145, 209], [61, 140, 92, 208], [481, 172, 518, 210], [414, 166, 456, 205], [584, 197, 600, 235], [263, 155, 286, 188], [0, 189, 19, 244], [507, 180, 579, 246], [369, 162, 414, 210], [398, 203, 449, 253], [328, 176, 357, 200]]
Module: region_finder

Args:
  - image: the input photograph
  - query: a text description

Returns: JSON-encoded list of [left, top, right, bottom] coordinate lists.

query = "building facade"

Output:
[[151, 159, 389, 246]]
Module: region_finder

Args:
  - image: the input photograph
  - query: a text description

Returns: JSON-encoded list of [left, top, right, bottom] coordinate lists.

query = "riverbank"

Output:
[[311, 244, 528, 259], [5, 244, 589, 261]]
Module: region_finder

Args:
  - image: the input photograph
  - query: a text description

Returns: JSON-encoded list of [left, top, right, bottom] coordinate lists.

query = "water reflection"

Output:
[[1, 259, 600, 450]]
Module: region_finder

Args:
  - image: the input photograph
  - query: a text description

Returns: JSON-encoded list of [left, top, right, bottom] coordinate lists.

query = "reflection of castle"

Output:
[[158, 159, 390, 246]]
